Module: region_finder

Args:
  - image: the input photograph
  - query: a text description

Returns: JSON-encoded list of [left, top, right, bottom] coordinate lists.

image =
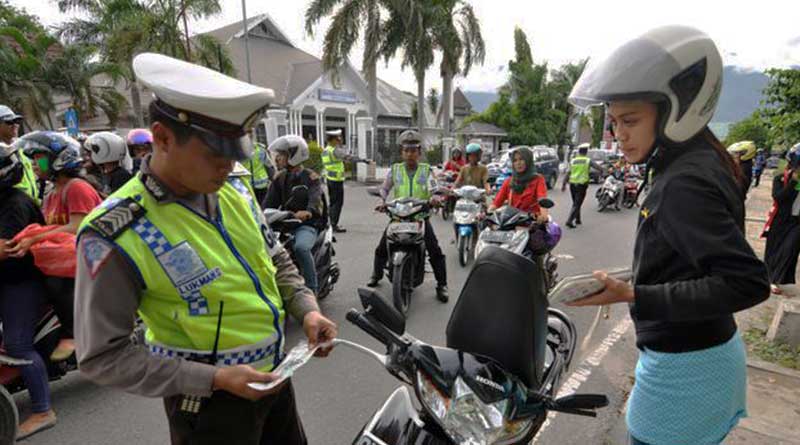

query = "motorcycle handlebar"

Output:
[[346, 309, 390, 346]]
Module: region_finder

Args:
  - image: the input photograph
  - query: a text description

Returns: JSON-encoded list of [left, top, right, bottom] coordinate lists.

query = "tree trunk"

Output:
[[416, 68, 426, 132], [182, 0, 192, 59], [442, 64, 453, 136], [367, 61, 378, 132], [130, 81, 144, 127]]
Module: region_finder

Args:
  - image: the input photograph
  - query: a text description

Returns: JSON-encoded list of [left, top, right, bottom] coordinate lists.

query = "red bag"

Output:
[[12, 224, 77, 278]]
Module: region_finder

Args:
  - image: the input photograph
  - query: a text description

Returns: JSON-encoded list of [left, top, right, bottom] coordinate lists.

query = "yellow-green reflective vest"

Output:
[[248, 142, 270, 191], [79, 175, 286, 371], [321, 146, 345, 182], [569, 156, 591, 184], [392, 162, 431, 200], [15, 151, 40, 205]]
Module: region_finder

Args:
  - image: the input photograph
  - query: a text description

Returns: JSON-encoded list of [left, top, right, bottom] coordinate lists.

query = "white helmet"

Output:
[[85, 132, 128, 166], [569, 25, 723, 145], [268, 135, 309, 167]]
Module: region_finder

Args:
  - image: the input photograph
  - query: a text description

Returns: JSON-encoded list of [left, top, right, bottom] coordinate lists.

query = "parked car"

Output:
[[766, 155, 781, 169], [587, 149, 613, 183], [532, 145, 560, 189]]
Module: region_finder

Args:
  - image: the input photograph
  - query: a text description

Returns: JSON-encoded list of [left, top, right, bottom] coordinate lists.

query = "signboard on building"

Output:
[[65, 108, 79, 137], [318, 89, 357, 104]]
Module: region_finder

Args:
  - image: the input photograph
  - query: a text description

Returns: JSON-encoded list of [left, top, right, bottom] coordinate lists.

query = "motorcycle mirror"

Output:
[[366, 187, 381, 197], [358, 288, 405, 335], [538, 198, 555, 209]]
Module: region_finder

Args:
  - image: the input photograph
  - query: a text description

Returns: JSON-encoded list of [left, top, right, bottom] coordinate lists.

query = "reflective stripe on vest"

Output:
[[570, 156, 590, 184], [248, 143, 270, 190], [392, 163, 431, 200], [322, 146, 345, 182], [80, 177, 286, 371]]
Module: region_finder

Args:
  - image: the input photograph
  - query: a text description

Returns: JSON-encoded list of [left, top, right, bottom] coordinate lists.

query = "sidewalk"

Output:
[[608, 169, 800, 444]]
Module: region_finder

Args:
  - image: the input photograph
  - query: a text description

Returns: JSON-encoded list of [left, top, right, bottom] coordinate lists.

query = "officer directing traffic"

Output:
[[321, 129, 358, 233], [564, 143, 602, 228], [74, 53, 336, 445]]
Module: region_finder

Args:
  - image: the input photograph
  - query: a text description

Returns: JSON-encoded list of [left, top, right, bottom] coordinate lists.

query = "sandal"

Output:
[[16, 410, 57, 440]]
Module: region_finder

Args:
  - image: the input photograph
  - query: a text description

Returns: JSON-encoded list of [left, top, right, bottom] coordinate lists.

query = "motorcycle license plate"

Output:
[[389, 222, 419, 233], [482, 230, 514, 243]]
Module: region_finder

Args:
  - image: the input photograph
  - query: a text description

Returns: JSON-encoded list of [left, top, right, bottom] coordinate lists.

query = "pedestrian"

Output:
[[321, 129, 354, 233], [566, 25, 769, 445], [367, 129, 449, 302], [728, 140, 756, 196], [0, 104, 39, 204], [84, 131, 133, 196], [762, 143, 800, 295], [74, 53, 337, 445], [0, 142, 57, 439], [753, 148, 766, 188], [564, 143, 601, 228]]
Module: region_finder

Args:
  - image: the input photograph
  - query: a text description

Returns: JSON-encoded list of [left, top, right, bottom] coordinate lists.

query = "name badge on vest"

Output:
[[157, 242, 222, 316]]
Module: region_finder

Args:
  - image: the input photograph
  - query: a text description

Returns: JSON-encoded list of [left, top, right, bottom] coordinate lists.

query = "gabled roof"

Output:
[[456, 121, 508, 137], [453, 88, 473, 115]]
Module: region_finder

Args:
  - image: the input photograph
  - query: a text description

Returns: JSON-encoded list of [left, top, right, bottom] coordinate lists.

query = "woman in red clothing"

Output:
[[489, 147, 549, 222], [6, 131, 102, 361], [444, 147, 466, 173]]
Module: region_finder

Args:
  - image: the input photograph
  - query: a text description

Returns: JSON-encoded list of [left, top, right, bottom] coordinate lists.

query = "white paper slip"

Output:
[[247, 340, 332, 392]]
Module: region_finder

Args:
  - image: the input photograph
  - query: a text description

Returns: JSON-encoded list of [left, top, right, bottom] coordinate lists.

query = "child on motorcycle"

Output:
[[489, 147, 549, 223], [0, 142, 57, 439]]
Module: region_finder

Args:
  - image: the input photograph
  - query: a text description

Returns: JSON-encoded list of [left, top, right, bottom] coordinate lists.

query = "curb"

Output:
[[746, 358, 800, 380]]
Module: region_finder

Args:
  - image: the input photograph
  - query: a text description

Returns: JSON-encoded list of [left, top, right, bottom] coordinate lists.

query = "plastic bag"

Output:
[[247, 340, 332, 392], [12, 224, 77, 278]]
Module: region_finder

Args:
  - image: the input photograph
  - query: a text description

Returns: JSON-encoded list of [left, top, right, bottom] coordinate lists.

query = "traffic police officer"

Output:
[[565, 143, 600, 228], [321, 129, 351, 233], [74, 53, 336, 445], [248, 140, 273, 205], [367, 129, 449, 302], [0, 104, 39, 204]]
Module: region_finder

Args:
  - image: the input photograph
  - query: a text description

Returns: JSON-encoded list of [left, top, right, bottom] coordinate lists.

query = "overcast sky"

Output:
[[11, 0, 800, 94]]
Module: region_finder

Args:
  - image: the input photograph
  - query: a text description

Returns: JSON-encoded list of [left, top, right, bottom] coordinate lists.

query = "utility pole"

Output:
[[241, 0, 252, 83]]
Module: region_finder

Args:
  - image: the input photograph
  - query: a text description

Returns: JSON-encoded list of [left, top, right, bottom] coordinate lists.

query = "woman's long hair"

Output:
[[700, 127, 745, 186]]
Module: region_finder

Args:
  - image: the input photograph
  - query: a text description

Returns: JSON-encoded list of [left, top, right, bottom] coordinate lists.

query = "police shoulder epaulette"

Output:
[[91, 198, 146, 240], [229, 162, 251, 178]]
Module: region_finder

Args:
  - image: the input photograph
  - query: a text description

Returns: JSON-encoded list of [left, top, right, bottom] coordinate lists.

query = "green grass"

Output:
[[742, 327, 800, 370]]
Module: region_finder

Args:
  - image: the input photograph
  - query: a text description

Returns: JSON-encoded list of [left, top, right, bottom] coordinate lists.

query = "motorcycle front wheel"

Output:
[[0, 385, 18, 445], [458, 233, 472, 267], [392, 256, 413, 317]]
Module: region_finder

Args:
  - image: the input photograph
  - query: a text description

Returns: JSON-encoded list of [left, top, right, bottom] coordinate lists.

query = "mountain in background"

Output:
[[462, 66, 770, 125]]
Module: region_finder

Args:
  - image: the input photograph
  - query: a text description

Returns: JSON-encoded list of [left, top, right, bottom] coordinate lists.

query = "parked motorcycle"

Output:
[[622, 173, 642, 209], [340, 247, 607, 445], [475, 200, 561, 293], [596, 175, 623, 212], [452, 185, 486, 267], [263, 185, 340, 300]]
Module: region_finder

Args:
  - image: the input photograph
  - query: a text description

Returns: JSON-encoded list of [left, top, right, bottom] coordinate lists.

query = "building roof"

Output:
[[455, 121, 508, 137], [453, 88, 473, 116]]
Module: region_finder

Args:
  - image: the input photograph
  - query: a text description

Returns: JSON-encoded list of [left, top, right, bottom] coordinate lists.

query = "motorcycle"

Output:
[[475, 200, 561, 293], [341, 246, 607, 445], [263, 185, 340, 300], [595, 174, 623, 212], [372, 196, 431, 316], [452, 185, 486, 267], [433, 171, 457, 221], [622, 173, 641, 209]]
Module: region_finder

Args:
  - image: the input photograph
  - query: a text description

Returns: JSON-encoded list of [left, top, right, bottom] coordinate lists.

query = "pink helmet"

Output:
[[126, 128, 153, 146]]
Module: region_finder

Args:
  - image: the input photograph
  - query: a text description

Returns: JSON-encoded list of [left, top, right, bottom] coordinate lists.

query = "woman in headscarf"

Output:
[[488, 147, 548, 222], [762, 143, 800, 294]]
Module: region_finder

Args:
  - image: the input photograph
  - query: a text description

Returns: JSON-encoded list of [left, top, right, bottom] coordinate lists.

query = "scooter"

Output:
[[341, 246, 607, 444], [621, 173, 641, 209], [596, 174, 623, 212], [452, 185, 486, 267], [434, 171, 457, 221], [263, 185, 340, 300], [475, 199, 561, 293]]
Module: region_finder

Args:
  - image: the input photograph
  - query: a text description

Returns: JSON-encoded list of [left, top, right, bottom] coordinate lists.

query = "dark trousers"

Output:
[[753, 170, 763, 188], [327, 180, 344, 227], [44, 276, 74, 338], [372, 219, 447, 286], [566, 183, 588, 225], [255, 188, 268, 209], [164, 381, 306, 445]]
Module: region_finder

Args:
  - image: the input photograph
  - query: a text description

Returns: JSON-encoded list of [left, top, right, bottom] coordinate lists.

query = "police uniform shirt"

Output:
[[74, 158, 319, 398]]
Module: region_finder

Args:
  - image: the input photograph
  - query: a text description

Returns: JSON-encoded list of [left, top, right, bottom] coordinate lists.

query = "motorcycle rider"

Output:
[[566, 25, 769, 445], [0, 105, 39, 204], [488, 147, 549, 222], [367, 129, 449, 302], [454, 143, 491, 196], [564, 144, 602, 228], [443, 147, 465, 174], [84, 131, 133, 196], [265, 135, 326, 295], [0, 142, 56, 439], [126, 128, 153, 172]]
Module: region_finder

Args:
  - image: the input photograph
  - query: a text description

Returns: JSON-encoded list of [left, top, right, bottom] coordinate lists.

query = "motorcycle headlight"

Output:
[[416, 371, 532, 445], [393, 203, 423, 218], [502, 230, 529, 255]]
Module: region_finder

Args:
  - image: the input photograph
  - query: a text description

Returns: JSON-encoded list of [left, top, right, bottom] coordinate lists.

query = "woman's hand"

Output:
[[566, 271, 635, 307], [5, 237, 34, 258], [536, 208, 549, 224], [487, 204, 497, 213]]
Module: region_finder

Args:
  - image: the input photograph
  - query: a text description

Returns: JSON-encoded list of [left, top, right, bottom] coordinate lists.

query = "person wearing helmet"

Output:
[[444, 147, 465, 173], [727, 140, 757, 194], [0, 142, 57, 439], [753, 148, 766, 187], [0, 104, 39, 204], [73, 54, 335, 444], [565, 26, 768, 445], [454, 142, 491, 195], [762, 143, 800, 295], [265, 135, 326, 294], [564, 143, 603, 227], [126, 128, 153, 172], [368, 129, 449, 302], [85, 131, 133, 195]]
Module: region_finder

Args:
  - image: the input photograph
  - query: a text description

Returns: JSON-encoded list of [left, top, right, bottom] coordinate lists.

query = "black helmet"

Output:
[[0, 142, 23, 192]]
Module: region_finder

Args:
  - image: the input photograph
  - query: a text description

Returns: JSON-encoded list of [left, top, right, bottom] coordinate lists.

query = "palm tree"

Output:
[[427, 88, 439, 118], [0, 27, 57, 128], [431, 0, 485, 136], [551, 58, 588, 145], [305, 0, 387, 130]]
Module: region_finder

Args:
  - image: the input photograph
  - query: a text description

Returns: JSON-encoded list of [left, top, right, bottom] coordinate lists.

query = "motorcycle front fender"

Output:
[[457, 225, 473, 237], [391, 250, 407, 267], [352, 387, 450, 445]]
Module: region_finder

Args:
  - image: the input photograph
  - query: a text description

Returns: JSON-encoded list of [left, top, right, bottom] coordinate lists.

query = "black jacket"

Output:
[[0, 188, 45, 282], [631, 142, 769, 353], [264, 168, 326, 228]]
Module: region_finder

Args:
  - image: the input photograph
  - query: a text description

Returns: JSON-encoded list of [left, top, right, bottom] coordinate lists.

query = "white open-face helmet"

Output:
[[85, 131, 129, 166], [268, 135, 309, 167], [569, 25, 723, 145]]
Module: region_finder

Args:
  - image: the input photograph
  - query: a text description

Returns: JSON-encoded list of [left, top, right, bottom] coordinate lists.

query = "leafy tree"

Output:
[[0, 25, 57, 128], [760, 68, 800, 147], [724, 111, 770, 148]]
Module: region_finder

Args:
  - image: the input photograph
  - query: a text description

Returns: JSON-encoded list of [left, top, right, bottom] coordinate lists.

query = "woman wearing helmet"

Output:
[[455, 142, 491, 196], [85, 131, 133, 195], [566, 26, 768, 445], [727, 140, 757, 194], [126, 128, 153, 172], [0, 142, 57, 438], [444, 147, 465, 173], [762, 143, 800, 295], [264, 135, 325, 294], [6, 131, 103, 362]]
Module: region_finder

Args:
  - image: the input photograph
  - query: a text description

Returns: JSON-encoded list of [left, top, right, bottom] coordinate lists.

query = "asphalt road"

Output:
[[16, 182, 641, 445]]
